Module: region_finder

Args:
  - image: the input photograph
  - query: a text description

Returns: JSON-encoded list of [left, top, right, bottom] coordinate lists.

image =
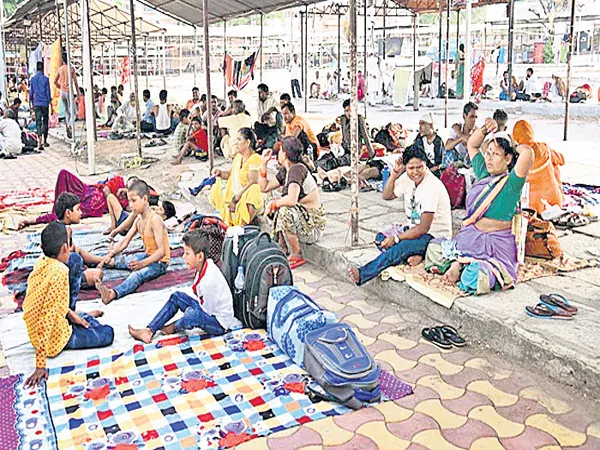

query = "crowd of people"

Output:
[[5, 54, 575, 388]]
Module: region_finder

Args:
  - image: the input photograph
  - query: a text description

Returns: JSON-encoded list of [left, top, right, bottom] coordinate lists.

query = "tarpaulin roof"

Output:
[[5, 0, 164, 44], [135, 0, 329, 26], [391, 0, 508, 14]]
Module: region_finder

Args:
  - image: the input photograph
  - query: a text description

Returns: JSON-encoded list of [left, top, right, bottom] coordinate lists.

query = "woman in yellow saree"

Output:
[[209, 128, 264, 226]]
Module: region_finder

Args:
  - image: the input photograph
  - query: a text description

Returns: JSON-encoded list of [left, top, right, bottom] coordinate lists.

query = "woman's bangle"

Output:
[[260, 169, 267, 178]]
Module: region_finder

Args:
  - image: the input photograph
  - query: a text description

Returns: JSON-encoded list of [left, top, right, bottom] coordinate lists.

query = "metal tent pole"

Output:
[[337, 9, 341, 93], [383, 0, 386, 60], [114, 42, 118, 86], [363, 0, 367, 117], [564, 0, 576, 140], [144, 35, 148, 88], [507, 0, 515, 100], [162, 32, 166, 89], [438, 0, 443, 97], [193, 27, 197, 86], [223, 20, 226, 95], [129, 0, 142, 157], [203, 0, 214, 170], [349, 0, 359, 247], [63, 0, 76, 144], [101, 44, 105, 87], [300, 11, 304, 108], [444, 0, 450, 127], [260, 14, 263, 81], [304, 5, 308, 113], [413, 13, 418, 111], [179, 34, 182, 76], [465, 0, 472, 98], [38, 4, 42, 42], [0, 0, 7, 102], [81, 0, 95, 173]]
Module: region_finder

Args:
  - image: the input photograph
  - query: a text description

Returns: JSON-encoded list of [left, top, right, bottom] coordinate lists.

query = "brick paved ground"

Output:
[[1, 141, 600, 449]]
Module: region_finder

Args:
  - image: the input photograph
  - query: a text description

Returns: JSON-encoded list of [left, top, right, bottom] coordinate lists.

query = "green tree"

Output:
[[543, 38, 554, 63], [3, 0, 26, 17]]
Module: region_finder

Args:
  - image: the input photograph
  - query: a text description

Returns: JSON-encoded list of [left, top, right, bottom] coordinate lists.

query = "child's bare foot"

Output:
[[128, 325, 153, 344], [442, 262, 461, 285], [88, 309, 104, 318], [95, 279, 116, 305], [160, 322, 177, 335], [348, 267, 360, 284], [407, 255, 423, 267]]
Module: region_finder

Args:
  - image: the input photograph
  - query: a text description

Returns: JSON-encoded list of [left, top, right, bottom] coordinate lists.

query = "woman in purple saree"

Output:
[[18, 170, 110, 228], [425, 118, 534, 294]]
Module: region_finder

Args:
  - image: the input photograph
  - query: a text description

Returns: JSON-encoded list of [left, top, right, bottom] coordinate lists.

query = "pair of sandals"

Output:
[[525, 294, 578, 320], [322, 177, 347, 192], [144, 138, 167, 148], [553, 212, 591, 229], [421, 325, 466, 350]]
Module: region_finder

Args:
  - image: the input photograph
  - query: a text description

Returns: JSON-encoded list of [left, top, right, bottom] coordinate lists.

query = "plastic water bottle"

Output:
[[234, 266, 245, 293], [381, 165, 391, 187]]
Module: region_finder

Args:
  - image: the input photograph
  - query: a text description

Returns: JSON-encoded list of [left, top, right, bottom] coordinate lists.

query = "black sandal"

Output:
[[440, 325, 466, 347], [421, 327, 453, 350], [322, 178, 334, 192]]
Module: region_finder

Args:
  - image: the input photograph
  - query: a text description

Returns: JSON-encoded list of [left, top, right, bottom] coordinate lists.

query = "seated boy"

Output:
[[23, 222, 114, 387], [171, 116, 208, 165], [128, 229, 238, 343], [95, 180, 170, 304], [106, 194, 176, 239], [55, 192, 105, 309]]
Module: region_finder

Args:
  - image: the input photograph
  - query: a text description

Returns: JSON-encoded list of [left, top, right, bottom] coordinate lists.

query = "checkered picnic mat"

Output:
[[45, 330, 349, 449]]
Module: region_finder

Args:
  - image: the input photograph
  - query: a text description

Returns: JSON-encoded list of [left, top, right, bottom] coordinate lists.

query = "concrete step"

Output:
[[302, 235, 600, 400]]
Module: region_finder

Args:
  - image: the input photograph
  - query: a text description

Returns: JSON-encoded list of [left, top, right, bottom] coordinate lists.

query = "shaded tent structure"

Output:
[[0, 0, 583, 245]]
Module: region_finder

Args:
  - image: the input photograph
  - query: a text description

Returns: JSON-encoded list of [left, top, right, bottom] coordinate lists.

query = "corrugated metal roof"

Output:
[[135, 0, 327, 26], [391, 0, 508, 14], [5, 0, 164, 44]]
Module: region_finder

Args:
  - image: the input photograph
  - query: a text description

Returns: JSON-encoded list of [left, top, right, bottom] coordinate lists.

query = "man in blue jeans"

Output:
[[349, 147, 452, 286], [129, 230, 239, 343], [29, 61, 51, 149]]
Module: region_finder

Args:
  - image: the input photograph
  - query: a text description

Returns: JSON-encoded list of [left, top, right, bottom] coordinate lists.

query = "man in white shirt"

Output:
[[0, 109, 23, 158], [129, 230, 240, 343], [218, 100, 252, 159], [111, 92, 137, 134], [520, 67, 541, 99], [349, 146, 452, 286], [289, 54, 302, 99]]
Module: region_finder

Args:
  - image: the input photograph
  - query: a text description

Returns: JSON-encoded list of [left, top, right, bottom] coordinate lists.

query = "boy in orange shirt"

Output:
[[95, 180, 170, 304]]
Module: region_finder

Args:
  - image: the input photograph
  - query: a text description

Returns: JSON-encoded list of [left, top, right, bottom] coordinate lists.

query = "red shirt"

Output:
[[192, 129, 208, 151]]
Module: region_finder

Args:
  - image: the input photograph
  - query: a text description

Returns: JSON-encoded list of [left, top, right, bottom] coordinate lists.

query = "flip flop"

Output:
[[440, 325, 467, 347], [421, 327, 453, 350], [525, 303, 574, 320], [540, 294, 578, 315], [288, 256, 306, 270]]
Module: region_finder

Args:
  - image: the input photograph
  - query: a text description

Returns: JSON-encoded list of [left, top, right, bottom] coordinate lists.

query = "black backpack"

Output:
[[221, 227, 292, 329]]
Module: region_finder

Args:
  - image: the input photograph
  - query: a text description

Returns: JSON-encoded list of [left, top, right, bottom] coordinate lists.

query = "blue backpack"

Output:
[[267, 286, 337, 367], [304, 323, 381, 409]]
